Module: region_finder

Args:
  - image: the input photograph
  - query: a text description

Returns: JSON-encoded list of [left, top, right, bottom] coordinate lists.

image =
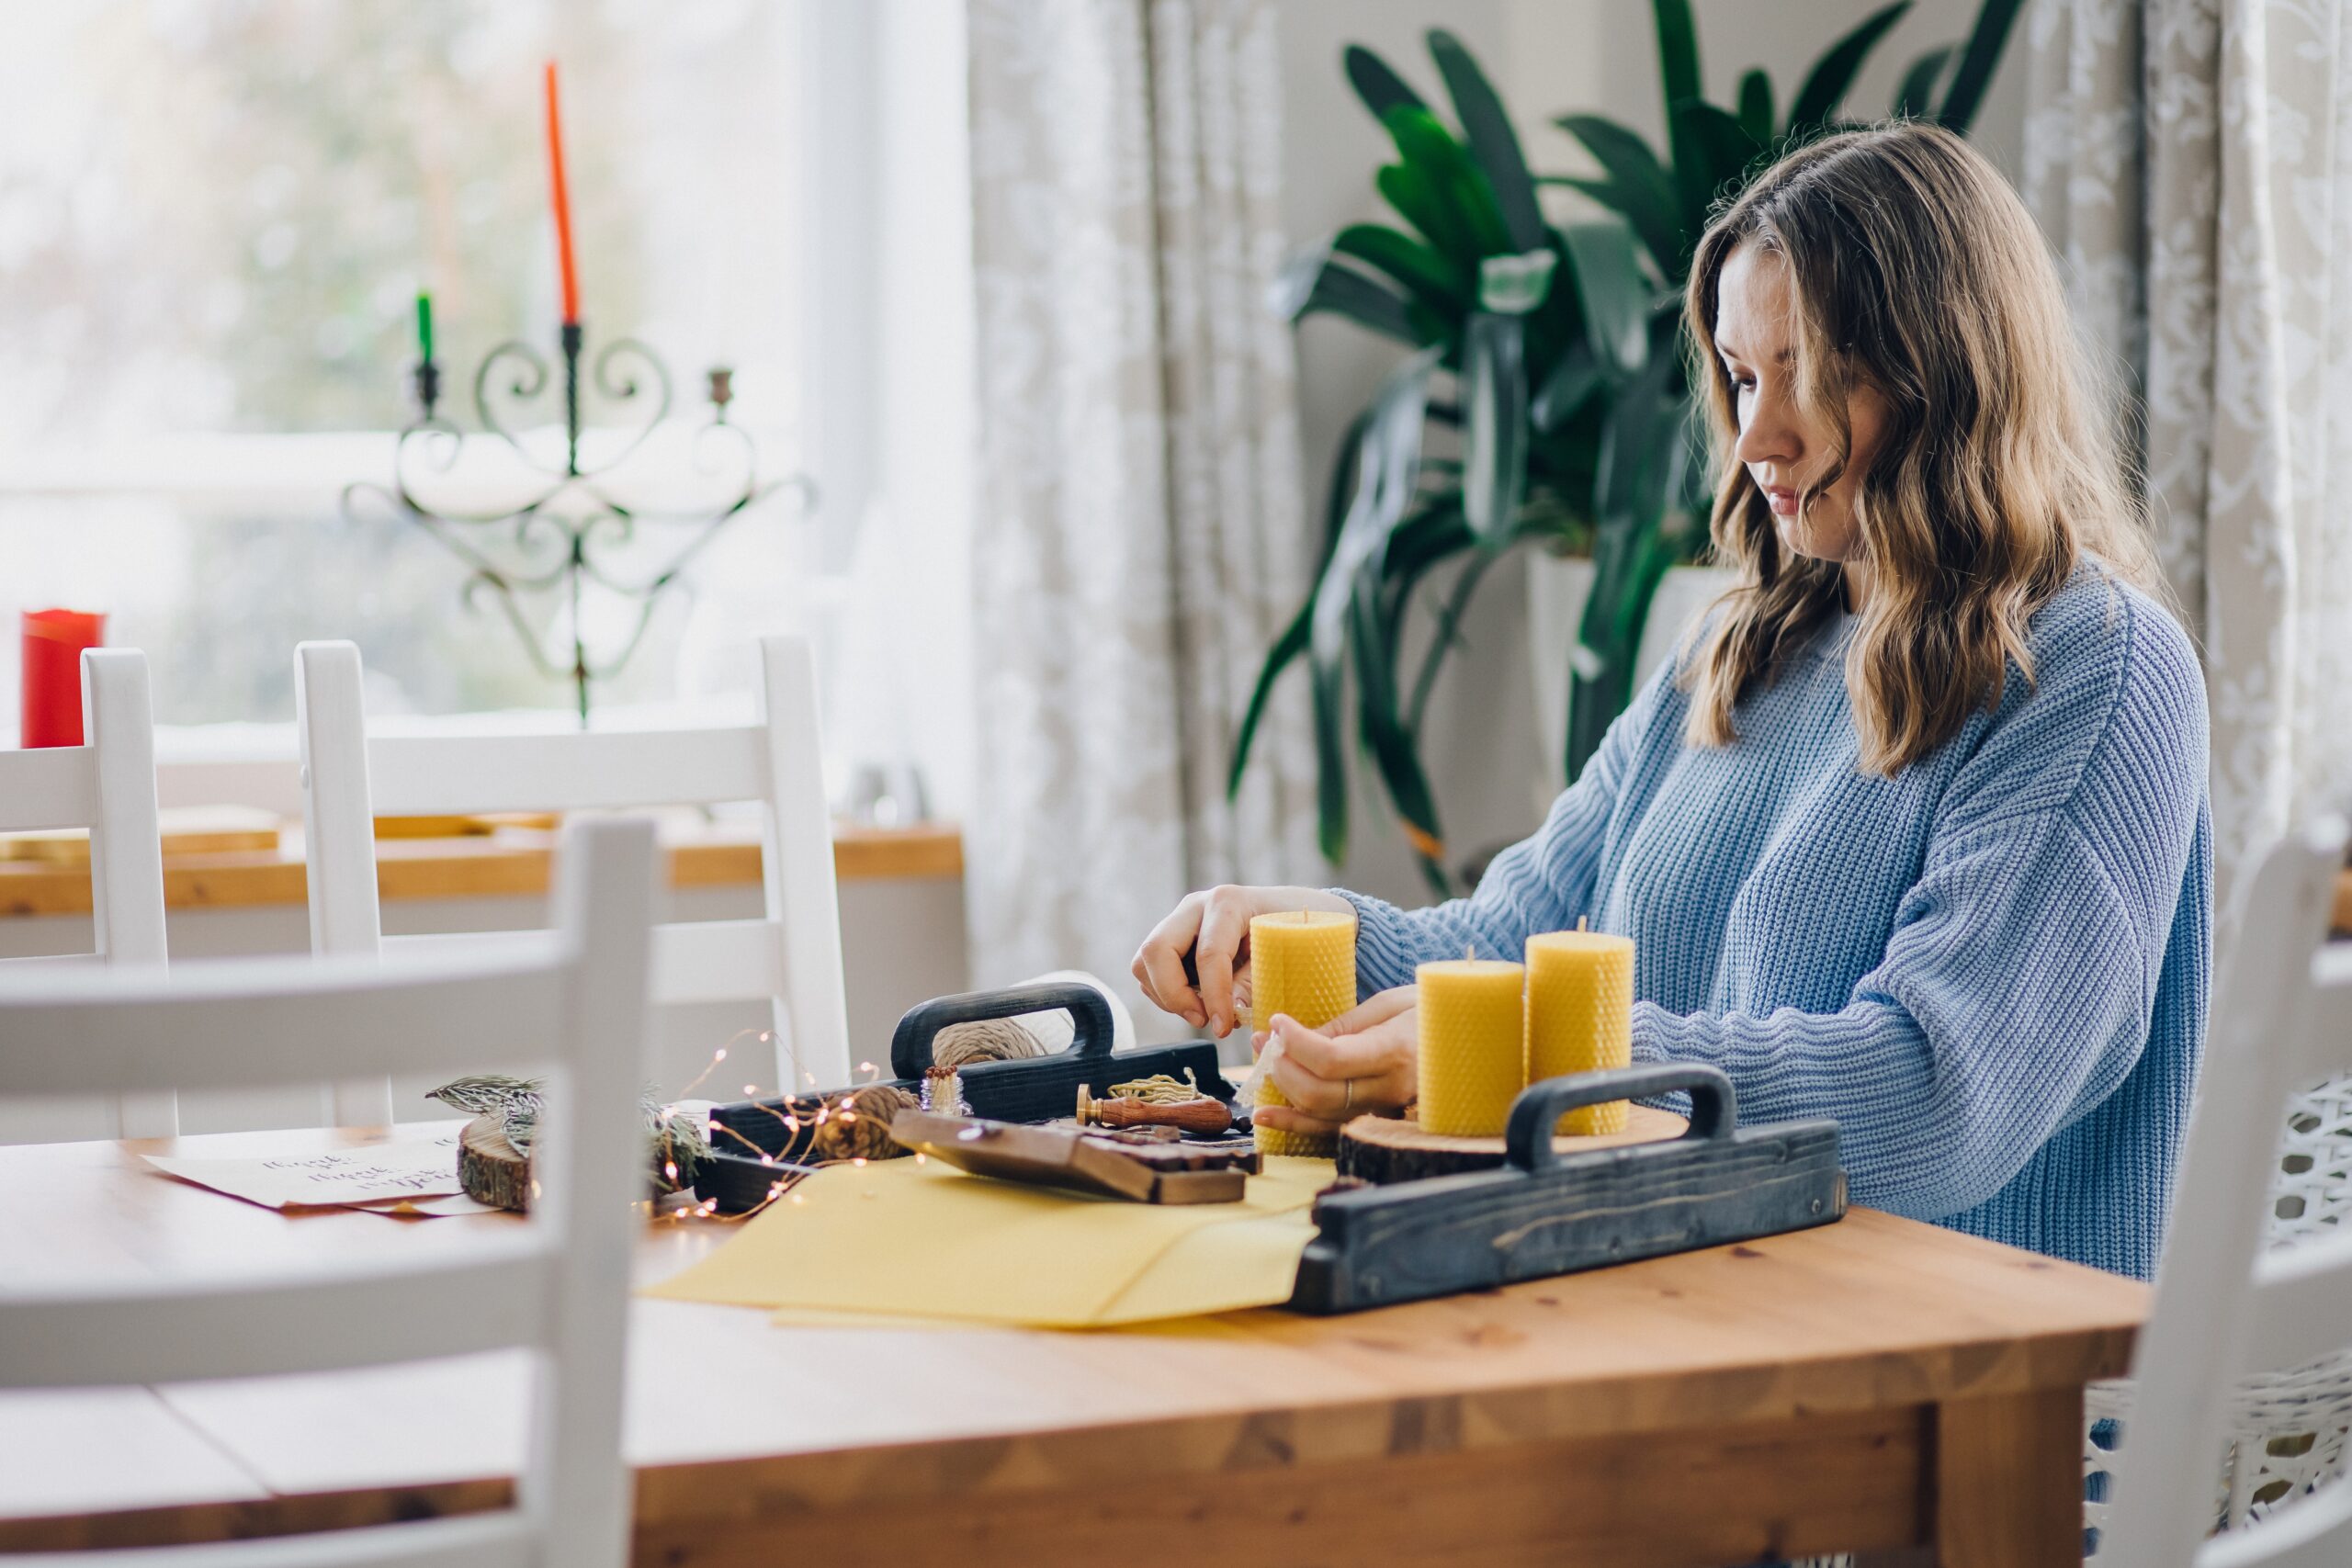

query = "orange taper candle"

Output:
[[543, 61, 580, 323]]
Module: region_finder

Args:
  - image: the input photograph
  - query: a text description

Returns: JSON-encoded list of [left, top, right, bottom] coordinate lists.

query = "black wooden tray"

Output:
[[691, 981, 1235, 1213], [1286, 1062, 1844, 1314]]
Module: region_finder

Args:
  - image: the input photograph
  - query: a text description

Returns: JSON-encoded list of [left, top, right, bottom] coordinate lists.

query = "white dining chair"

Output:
[[0, 813, 656, 1568], [296, 636, 851, 1123], [0, 648, 175, 1137], [2100, 817, 2352, 1565]]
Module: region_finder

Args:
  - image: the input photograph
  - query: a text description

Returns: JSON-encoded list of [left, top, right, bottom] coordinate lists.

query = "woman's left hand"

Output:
[[1253, 985, 1419, 1137]]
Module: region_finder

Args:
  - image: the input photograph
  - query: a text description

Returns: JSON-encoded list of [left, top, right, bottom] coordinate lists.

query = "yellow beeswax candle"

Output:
[[1414, 956, 1526, 1137], [1249, 909, 1356, 1157], [1525, 928, 1634, 1134]]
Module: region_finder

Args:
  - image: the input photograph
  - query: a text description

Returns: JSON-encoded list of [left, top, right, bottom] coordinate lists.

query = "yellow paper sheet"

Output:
[[645, 1155, 1332, 1328]]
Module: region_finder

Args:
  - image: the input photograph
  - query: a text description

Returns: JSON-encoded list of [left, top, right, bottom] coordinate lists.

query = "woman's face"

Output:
[[1713, 241, 1887, 571]]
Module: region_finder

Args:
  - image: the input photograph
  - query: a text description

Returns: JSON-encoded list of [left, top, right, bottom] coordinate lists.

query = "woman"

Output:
[[1132, 123, 2209, 1280]]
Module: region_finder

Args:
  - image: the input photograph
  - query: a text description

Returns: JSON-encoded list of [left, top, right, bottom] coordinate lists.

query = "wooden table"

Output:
[[0, 1126, 2143, 1567]]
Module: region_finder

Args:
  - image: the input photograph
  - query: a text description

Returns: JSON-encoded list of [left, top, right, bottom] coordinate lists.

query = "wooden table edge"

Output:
[[0, 821, 963, 916], [0, 1318, 2133, 1552]]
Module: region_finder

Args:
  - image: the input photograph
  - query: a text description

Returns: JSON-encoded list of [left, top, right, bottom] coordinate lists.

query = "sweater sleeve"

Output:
[[1634, 592, 2208, 1221], [1335, 653, 1676, 996]]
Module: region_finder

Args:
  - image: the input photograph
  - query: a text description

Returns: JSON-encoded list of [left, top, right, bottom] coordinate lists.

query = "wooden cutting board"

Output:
[[1338, 1102, 1688, 1183]]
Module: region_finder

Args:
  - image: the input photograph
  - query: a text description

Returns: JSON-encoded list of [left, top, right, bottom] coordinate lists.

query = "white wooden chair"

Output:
[[0, 648, 175, 1137], [296, 637, 850, 1122], [2100, 817, 2352, 1564], [0, 814, 657, 1568]]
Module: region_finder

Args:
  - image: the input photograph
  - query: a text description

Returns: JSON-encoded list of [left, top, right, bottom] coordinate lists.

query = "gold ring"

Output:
[[1342, 1079, 1354, 1112]]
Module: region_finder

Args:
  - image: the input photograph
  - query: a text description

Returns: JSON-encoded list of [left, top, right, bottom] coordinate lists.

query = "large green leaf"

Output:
[[1565, 349, 1687, 783], [1671, 98, 1765, 223], [1333, 222, 1470, 310], [1478, 250, 1558, 314], [1650, 0, 1704, 197], [1591, 345, 1681, 528], [1227, 595, 1313, 802], [1290, 258, 1421, 344], [1559, 219, 1651, 373], [1736, 69, 1775, 146], [1383, 105, 1512, 261], [1554, 114, 1685, 278], [1650, 0, 1702, 115], [1892, 44, 1955, 118], [1350, 573, 1447, 889], [1532, 339, 1604, 431], [1428, 28, 1544, 252], [1461, 311, 1528, 547], [1343, 44, 1427, 123], [1305, 345, 1446, 863], [1787, 0, 1912, 133], [1565, 519, 1679, 782], [1227, 409, 1371, 802], [1935, 0, 2023, 132], [1408, 542, 1497, 740], [1375, 161, 1472, 266]]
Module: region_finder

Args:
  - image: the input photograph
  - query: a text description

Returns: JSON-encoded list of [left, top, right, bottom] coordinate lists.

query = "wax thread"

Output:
[[1107, 1069, 1204, 1104]]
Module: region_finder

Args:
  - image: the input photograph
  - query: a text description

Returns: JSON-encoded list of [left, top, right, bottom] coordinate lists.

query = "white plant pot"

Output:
[[1525, 554, 1739, 804]]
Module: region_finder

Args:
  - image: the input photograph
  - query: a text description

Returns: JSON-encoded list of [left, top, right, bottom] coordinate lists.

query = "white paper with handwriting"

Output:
[[144, 1126, 465, 1210]]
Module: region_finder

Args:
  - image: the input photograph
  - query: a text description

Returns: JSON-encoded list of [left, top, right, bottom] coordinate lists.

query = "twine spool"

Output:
[[933, 1016, 1049, 1068]]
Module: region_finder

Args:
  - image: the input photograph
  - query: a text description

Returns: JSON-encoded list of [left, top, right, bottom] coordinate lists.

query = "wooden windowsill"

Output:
[[0, 820, 961, 918]]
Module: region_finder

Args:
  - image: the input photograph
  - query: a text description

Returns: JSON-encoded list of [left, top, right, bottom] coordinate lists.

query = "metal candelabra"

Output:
[[342, 321, 814, 723]]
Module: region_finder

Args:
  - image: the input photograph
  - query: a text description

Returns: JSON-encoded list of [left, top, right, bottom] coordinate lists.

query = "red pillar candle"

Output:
[[21, 609, 105, 749], [543, 61, 580, 324]]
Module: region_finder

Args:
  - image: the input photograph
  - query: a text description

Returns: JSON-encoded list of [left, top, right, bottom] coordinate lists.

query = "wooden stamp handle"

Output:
[[1084, 1093, 1233, 1134]]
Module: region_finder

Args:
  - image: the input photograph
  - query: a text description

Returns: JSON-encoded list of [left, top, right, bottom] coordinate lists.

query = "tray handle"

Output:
[[888, 981, 1116, 1079], [1504, 1063, 1736, 1174]]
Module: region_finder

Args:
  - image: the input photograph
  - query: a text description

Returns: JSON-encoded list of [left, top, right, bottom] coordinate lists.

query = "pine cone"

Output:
[[810, 1084, 918, 1163]]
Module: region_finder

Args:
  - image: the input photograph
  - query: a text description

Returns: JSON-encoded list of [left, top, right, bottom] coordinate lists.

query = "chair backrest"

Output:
[[296, 637, 851, 1110], [0, 814, 655, 1568], [0, 648, 175, 1137], [2104, 817, 2352, 1566]]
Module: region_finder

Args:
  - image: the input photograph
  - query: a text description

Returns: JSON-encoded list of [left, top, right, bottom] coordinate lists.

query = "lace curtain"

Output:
[[2028, 4, 2352, 1547], [2024, 0, 2352, 903], [963, 0, 1318, 1033]]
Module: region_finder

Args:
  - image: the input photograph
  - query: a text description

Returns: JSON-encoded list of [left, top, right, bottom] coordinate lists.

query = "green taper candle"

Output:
[[415, 291, 435, 363]]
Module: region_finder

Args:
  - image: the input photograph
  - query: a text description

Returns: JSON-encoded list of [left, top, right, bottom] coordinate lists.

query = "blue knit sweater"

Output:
[[1340, 567, 2211, 1280]]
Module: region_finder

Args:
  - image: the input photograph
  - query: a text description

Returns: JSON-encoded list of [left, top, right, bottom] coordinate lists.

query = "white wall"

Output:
[[1273, 0, 2028, 908]]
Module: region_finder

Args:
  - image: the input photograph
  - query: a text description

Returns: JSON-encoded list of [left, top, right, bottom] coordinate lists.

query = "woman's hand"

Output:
[[1254, 986, 1419, 1137], [1131, 885, 1353, 1038]]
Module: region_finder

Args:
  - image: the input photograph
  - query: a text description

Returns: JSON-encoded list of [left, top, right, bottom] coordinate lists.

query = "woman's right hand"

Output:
[[1131, 885, 1353, 1038]]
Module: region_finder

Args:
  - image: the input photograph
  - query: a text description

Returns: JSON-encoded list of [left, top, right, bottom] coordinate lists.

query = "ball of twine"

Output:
[[932, 1017, 1048, 1069], [810, 1083, 919, 1163]]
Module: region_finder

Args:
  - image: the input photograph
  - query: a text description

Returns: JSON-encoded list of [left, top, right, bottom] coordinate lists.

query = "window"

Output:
[[0, 0, 820, 731]]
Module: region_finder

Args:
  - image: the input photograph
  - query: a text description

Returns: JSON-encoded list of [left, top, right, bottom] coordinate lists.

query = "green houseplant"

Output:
[[1230, 0, 2023, 897]]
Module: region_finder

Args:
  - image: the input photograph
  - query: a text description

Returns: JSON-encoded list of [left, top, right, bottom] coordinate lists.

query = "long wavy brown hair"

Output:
[[1679, 121, 2164, 773]]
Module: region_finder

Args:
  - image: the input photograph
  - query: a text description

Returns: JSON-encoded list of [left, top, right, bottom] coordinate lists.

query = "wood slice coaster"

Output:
[[458, 1114, 532, 1213], [1337, 1103, 1689, 1185]]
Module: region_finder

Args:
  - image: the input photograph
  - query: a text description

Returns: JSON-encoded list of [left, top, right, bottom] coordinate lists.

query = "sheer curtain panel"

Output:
[[964, 0, 1318, 1032]]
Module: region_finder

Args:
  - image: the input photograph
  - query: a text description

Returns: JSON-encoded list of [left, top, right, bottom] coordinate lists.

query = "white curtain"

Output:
[[2025, 0, 2352, 899], [964, 0, 1319, 1032]]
